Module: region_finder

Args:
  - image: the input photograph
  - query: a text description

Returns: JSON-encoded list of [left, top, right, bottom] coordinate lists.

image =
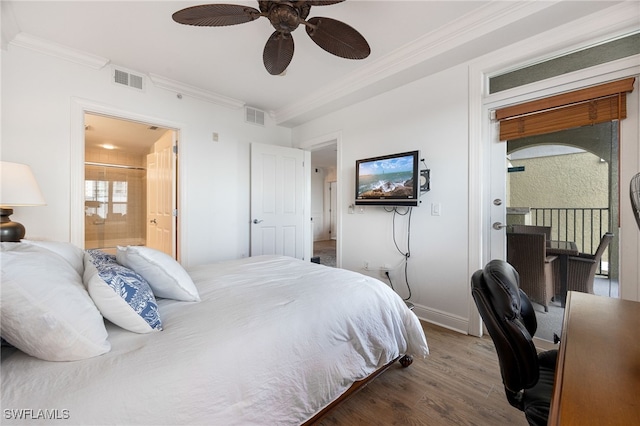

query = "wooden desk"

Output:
[[549, 292, 640, 425], [546, 241, 578, 307]]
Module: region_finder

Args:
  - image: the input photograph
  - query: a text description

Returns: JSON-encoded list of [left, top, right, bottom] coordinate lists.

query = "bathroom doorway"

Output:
[[84, 113, 177, 257]]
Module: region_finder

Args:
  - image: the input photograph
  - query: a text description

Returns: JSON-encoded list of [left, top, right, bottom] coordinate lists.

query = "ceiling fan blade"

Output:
[[306, 17, 370, 60], [306, 1, 346, 5], [263, 31, 295, 75], [172, 4, 261, 27], [631, 172, 640, 230]]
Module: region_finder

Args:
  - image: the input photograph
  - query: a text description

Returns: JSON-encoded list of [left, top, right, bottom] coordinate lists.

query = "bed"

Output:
[[1, 241, 428, 425]]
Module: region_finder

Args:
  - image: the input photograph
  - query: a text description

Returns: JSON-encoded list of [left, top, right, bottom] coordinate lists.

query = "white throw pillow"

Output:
[[21, 239, 85, 277], [116, 246, 200, 302], [84, 251, 162, 334], [0, 243, 110, 361]]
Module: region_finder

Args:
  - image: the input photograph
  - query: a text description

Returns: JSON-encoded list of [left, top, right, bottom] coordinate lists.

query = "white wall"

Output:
[[1, 45, 291, 267], [293, 63, 640, 333], [3, 18, 638, 333], [293, 64, 472, 332]]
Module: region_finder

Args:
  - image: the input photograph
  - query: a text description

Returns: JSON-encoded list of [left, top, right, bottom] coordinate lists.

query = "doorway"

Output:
[[84, 113, 176, 257], [505, 122, 619, 342], [311, 143, 338, 267]]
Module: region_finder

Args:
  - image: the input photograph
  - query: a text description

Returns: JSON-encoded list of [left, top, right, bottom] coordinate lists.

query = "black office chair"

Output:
[[471, 259, 557, 426]]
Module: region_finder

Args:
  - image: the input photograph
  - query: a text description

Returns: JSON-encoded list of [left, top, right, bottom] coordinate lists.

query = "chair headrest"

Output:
[[482, 259, 522, 320]]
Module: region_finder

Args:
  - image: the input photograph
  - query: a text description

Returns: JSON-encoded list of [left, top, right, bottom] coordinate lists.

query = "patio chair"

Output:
[[507, 232, 557, 312], [511, 225, 552, 240], [566, 233, 613, 294]]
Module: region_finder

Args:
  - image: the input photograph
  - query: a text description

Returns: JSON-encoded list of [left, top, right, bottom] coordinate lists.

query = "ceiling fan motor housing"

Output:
[[260, 1, 310, 33]]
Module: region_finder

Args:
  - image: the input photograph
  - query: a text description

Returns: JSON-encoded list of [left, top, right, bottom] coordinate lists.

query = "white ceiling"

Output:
[[2, 1, 624, 165], [3, 1, 621, 129], [84, 113, 171, 156]]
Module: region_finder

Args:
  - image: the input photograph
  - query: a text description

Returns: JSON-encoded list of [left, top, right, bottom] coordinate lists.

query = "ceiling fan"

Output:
[[172, 0, 370, 75], [631, 172, 640, 231]]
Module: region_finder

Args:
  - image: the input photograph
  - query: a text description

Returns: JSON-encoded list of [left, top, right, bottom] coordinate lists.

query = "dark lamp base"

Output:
[[0, 208, 26, 242]]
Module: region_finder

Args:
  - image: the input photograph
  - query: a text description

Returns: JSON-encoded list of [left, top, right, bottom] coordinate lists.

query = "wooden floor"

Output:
[[316, 321, 529, 426]]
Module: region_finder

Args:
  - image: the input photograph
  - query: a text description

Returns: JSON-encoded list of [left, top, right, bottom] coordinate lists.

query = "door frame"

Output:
[[298, 131, 342, 268], [468, 6, 640, 336], [70, 98, 184, 260]]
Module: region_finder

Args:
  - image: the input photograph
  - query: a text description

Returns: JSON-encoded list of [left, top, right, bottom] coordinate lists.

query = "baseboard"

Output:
[[413, 304, 469, 335], [533, 337, 559, 351]]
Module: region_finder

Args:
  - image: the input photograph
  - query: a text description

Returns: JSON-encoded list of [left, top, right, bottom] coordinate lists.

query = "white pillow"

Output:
[[84, 251, 162, 334], [116, 246, 200, 302], [21, 239, 85, 277], [0, 243, 110, 361]]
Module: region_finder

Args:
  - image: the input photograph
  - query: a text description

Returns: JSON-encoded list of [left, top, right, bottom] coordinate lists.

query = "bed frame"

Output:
[[302, 355, 413, 424]]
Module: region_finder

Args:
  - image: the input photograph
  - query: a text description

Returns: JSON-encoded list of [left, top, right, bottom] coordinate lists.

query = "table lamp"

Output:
[[0, 161, 46, 242]]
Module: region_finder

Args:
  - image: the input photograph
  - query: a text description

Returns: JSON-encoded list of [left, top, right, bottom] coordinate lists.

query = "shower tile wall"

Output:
[[85, 148, 147, 251]]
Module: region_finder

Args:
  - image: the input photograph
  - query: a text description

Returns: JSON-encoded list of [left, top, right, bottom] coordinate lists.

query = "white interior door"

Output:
[[250, 143, 305, 259], [146, 131, 176, 257]]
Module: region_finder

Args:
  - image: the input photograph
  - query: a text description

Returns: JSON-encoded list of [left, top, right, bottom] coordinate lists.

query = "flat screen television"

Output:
[[355, 150, 420, 206]]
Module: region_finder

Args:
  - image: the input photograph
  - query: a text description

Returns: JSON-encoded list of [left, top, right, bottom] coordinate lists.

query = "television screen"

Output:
[[355, 150, 420, 206]]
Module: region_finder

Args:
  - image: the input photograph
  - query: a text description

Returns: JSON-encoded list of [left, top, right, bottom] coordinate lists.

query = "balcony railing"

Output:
[[530, 207, 610, 277]]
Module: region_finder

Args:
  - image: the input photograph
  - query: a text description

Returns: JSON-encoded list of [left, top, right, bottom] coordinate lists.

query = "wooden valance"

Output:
[[497, 77, 635, 141]]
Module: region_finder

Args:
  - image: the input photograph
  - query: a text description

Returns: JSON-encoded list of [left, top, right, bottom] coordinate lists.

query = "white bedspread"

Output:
[[1, 255, 428, 425]]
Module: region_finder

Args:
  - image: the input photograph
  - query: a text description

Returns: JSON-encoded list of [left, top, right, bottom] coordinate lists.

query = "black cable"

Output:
[[387, 206, 413, 300]]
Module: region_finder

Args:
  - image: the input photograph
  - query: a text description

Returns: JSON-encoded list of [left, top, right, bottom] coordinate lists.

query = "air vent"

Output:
[[112, 67, 144, 91], [245, 106, 265, 126]]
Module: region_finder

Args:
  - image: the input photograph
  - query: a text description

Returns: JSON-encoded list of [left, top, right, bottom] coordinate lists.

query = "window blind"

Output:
[[496, 78, 635, 141]]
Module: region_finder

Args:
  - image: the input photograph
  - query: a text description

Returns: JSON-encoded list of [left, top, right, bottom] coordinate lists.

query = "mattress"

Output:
[[1, 255, 428, 425]]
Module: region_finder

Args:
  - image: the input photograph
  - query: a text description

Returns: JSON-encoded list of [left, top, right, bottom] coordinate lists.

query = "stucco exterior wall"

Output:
[[508, 151, 612, 269], [509, 151, 608, 208]]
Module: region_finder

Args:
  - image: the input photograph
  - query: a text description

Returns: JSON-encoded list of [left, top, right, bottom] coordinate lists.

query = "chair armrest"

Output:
[[545, 255, 558, 263], [567, 255, 596, 264]]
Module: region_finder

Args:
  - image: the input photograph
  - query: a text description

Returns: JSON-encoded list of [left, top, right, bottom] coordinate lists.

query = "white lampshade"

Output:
[[0, 161, 46, 206]]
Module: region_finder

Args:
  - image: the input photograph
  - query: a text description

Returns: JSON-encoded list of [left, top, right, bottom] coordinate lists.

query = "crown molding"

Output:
[[482, 2, 640, 80], [9, 33, 109, 69], [148, 73, 245, 109], [274, 0, 556, 126], [8, 30, 245, 110], [1, 1, 20, 51]]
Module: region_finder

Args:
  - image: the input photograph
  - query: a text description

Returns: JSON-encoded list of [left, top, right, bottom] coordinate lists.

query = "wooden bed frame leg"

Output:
[[399, 354, 413, 368]]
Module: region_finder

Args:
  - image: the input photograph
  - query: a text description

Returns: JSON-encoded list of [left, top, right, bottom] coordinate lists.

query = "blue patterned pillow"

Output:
[[83, 251, 162, 333], [86, 249, 116, 266]]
